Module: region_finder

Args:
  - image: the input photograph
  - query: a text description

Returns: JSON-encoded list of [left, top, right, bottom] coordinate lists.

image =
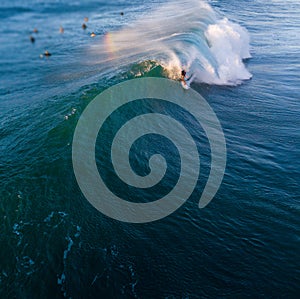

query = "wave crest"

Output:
[[89, 0, 252, 86]]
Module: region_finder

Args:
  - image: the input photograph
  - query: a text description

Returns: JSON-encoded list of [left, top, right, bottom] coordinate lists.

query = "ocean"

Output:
[[0, 0, 299, 298]]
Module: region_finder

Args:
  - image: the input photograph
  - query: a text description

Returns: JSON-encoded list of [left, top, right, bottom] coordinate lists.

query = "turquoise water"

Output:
[[0, 0, 299, 298]]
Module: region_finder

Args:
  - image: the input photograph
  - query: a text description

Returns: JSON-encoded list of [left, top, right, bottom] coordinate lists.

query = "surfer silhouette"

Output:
[[181, 69, 187, 85], [180, 69, 194, 89]]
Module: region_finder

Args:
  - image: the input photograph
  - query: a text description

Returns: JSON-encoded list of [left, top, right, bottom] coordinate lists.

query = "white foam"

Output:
[[204, 18, 252, 85], [89, 0, 252, 86]]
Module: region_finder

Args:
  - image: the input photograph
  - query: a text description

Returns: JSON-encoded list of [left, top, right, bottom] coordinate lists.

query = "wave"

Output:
[[88, 0, 252, 86], [0, 6, 34, 19]]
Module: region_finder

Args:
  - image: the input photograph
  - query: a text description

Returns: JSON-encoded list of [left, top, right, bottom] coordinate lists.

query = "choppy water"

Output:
[[0, 0, 299, 298]]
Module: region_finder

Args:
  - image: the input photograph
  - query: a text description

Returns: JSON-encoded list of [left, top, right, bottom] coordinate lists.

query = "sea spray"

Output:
[[204, 18, 252, 84], [89, 0, 252, 85]]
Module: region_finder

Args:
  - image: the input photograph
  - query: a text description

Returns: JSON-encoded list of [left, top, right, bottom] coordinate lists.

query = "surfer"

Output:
[[180, 69, 194, 89], [180, 69, 187, 85]]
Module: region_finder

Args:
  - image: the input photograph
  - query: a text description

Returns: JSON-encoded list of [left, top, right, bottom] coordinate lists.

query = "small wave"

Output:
[[88, 0, 252, 86], [0, 6, 34, 18]]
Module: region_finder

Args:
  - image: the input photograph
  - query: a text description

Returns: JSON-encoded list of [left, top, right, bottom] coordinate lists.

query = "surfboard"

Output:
[[181, 80, 190, 89], [180, 74, 194, 89]]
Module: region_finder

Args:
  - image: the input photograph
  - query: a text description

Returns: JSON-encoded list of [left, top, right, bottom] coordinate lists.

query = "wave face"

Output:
[[89, 0, 252, 85]]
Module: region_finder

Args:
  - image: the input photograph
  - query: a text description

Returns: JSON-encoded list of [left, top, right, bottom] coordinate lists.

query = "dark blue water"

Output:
[[0, 0, 299, 298]]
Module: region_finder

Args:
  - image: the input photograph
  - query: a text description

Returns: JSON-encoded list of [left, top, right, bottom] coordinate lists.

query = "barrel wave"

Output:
[[89, 0, 252, 85]]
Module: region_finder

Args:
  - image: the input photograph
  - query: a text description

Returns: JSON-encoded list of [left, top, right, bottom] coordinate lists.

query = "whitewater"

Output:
[[89, 0, 252, 85], [2, 0, 299, 297]]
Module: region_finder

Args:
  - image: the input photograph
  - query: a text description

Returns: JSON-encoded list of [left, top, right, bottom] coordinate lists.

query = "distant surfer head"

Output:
[[181, 70, 186, 77]]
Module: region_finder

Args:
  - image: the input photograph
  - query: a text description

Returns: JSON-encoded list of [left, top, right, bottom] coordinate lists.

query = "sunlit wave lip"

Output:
[[88, 0, 252, 86]]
